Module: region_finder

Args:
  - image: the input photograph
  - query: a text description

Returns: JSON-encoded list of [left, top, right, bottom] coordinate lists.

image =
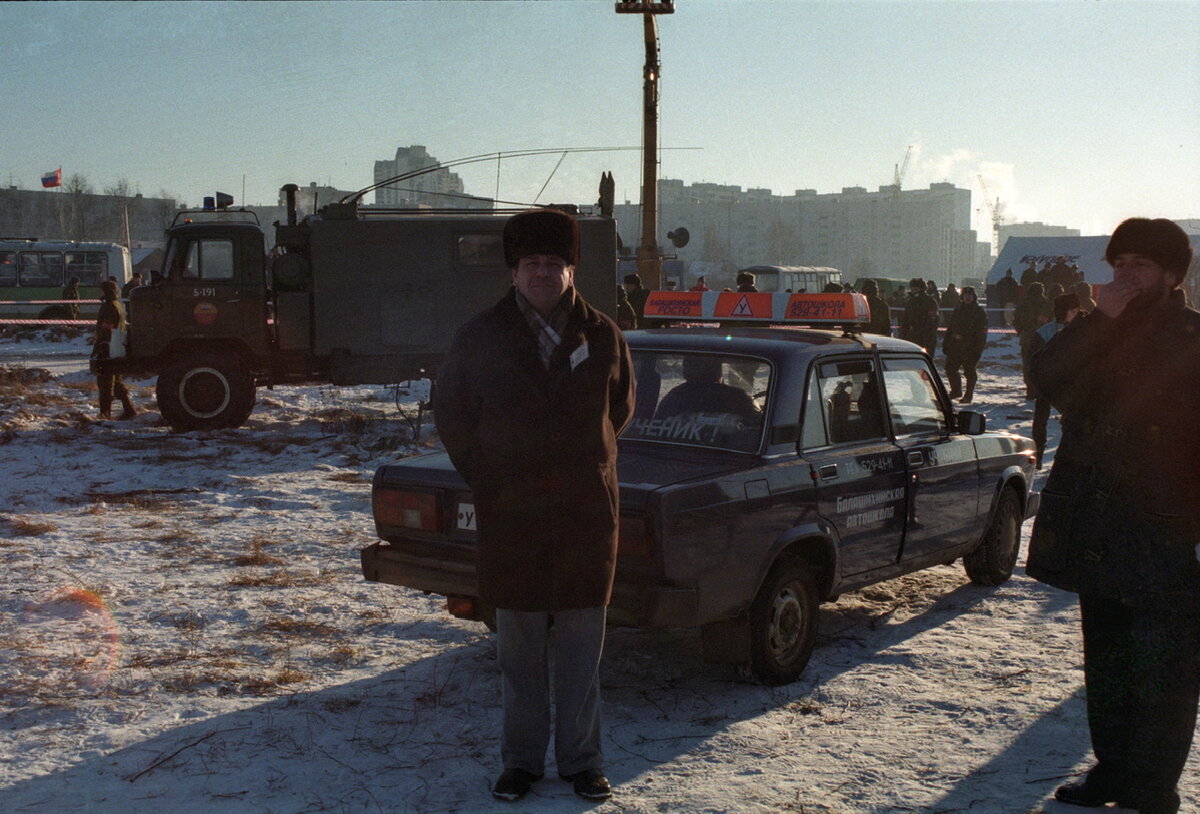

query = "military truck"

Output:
[[98, 186, 619, 431]]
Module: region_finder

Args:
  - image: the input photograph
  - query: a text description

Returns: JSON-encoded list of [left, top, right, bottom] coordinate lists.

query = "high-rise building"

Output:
[[372, 145, 489, 209], [616, 179, 990, 286]]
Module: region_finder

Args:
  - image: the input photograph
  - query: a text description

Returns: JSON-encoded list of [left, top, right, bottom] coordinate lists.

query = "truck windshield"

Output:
[[622, 350, 769, 453]]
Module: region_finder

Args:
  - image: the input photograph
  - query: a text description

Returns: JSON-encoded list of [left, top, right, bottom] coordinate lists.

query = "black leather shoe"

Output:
[[492, 768, 542, 801], [560, 769, 612, 800], [1054, 778, 1114, 807]]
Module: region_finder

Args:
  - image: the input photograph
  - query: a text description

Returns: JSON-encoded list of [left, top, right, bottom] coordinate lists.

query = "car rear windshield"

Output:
[[622, 350, 769, 453]]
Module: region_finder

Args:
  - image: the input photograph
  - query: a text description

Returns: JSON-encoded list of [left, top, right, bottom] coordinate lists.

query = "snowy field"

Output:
[[1, 329, 1195, 814]]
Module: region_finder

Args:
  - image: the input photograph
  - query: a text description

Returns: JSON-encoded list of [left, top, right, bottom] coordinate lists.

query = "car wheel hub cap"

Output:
[[769, 586, 803, 658]]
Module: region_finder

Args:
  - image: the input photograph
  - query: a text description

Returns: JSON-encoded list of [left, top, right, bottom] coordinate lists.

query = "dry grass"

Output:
[[6, 516, 58, 536], [233, 535, 285, 567], [234, 550, 284, 567], [227, 570, 333, 588], [241, 666, 311, 695], [259, 617, 340, 638]]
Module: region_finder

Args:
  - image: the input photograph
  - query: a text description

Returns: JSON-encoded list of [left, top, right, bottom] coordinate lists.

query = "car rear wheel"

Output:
[[963, 488, 1021, 586], [748, 557, 819, 685], [157, 352, 255, 432]]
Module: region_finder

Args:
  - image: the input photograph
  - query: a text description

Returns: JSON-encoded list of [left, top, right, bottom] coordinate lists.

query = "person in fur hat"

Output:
[[1027, 218, 1199, 814], [435, 207, 635, 804]]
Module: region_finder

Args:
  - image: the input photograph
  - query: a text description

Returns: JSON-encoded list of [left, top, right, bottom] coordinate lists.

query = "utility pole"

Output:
[[616, 1, 674, 289]]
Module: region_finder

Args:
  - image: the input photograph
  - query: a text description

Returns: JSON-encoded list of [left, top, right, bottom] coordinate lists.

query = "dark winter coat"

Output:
[[864, 293, 892, 336], [900, 291, 939, 354], [996, 274, 1019, 306], [1026, 293, 1200, 607], [941, 300, 988, 362], [1013, 289, 1052, 341], [434, 288, 636, 612]]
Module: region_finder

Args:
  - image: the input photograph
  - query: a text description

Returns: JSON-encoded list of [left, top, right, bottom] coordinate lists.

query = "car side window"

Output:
[[804, 358, 887, 447], [881, 357, 947, 436]]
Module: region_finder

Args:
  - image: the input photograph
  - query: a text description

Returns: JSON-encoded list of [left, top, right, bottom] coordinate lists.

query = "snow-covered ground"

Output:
[[1, 329, 1193, 814]]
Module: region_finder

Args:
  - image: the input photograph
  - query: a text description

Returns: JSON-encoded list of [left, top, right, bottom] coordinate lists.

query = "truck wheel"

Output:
[[748, 557, 819, 686], [963, 488, 1021, 586], [157, 353, 255, 432]]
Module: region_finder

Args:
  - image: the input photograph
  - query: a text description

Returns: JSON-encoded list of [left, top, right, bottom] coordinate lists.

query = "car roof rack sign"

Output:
[[642, 291, 870, 330]]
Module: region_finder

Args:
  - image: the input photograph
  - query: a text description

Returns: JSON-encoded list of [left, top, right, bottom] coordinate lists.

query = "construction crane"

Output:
[[616, 0, 674, 289], [893, 145, 913, 189], [976, 174, 1005, 252]]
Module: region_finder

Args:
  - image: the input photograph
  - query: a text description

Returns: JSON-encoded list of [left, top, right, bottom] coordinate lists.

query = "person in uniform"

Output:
[[93, 280, 137, 420], [435, 208, 635, 804], [622, 272, 650, 326], [1013, 282, 1052, 400], [62, 275, 80, 320], [941, 285, 987, 403], [121, 271, 143, 299], [736, 271, 758, 292], [859, 279, 892, 336], [900, 277, 939, 356], [1027, 218, 1199, 814]]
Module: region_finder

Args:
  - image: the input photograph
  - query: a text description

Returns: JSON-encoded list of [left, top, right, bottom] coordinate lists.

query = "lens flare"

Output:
[[22, 587, 121, 691]]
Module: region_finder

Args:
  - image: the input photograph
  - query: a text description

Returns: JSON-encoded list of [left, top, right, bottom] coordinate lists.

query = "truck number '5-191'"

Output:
[[193, 287, 217, 297]]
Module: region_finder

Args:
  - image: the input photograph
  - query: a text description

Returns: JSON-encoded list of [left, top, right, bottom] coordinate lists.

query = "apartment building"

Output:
[[615, 179, 991, 286]]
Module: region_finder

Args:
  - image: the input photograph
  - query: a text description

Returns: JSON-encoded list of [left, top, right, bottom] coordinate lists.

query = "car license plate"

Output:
[[456, 502, 477, 531]]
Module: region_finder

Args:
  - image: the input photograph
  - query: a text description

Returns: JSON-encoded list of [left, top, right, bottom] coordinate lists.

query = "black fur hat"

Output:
[[503, 208, 580, 269], [1106, 218, 1193, 282]]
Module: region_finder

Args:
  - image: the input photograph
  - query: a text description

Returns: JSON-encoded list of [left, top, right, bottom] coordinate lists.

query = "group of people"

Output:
[[433, 207, 1199, 812]]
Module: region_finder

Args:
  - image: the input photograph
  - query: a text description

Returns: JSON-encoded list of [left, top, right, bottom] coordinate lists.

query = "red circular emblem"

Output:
[[193, 302, 218, 326]]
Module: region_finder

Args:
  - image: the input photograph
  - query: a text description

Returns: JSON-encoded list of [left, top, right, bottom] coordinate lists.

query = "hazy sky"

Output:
[[3, 0, 1197, 243]]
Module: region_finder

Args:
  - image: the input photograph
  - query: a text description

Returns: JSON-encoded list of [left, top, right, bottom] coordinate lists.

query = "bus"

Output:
[[737, 264, 842, 294], [0, 239, 132, 323]]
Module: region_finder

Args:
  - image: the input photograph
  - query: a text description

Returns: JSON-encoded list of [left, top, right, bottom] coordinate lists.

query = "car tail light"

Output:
[[374, 488, 442, 532], [446, 595, 478, 619], [618, 516, 653, 558]]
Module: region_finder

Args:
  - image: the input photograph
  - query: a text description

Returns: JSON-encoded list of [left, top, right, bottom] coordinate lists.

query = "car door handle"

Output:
[[819, 464, 838, 480], [908, 450, 924, 466]]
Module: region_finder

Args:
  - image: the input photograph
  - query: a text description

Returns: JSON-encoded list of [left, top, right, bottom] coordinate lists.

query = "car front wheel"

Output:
[[963, 488, 1021, 586], [748, 557, 819, 686]]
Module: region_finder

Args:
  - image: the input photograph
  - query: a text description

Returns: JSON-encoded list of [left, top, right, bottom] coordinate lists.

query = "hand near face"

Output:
[[1096, 277, 1142, 319]]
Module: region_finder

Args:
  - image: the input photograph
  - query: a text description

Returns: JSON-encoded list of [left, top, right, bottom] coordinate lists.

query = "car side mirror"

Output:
[[956, 410, 986, 435]]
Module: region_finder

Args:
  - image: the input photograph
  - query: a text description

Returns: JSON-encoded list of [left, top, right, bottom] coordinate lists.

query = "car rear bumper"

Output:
[[360, 542, 698, 628]]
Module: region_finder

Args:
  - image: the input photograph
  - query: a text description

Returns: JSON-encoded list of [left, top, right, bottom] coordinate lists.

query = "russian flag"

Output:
[[41, 168, 62, 188]]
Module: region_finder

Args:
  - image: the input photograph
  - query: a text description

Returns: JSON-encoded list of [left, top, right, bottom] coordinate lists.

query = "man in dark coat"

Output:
[[1013, 282, 1052, 399], [900, 276, 939, 355], [435, 208, 635, 804], [996, 268, 1020, 326], [859, 279, 892, 336], [941, 285, 987, 403], [1027, 218, 1200, 814], [622, 272, 649, 327]]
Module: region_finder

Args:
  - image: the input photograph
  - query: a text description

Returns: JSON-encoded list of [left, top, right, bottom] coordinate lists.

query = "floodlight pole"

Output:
[[616, 1, 673, 290]]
